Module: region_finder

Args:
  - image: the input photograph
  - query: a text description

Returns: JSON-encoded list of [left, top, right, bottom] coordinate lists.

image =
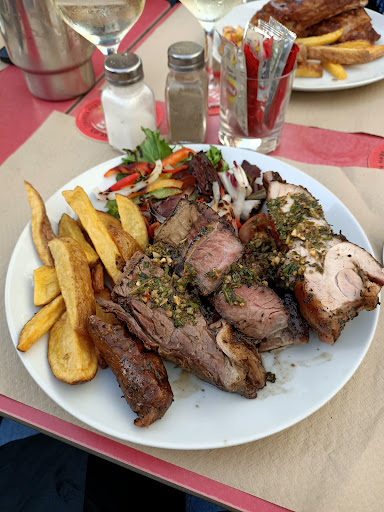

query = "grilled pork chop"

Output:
[[251, 0, 368, 37], [87, 316, 173, 427], [154, 199, 243, 295], [308, 8, 380, 44], [98, 253, 266, 398], [263, 171, 384, 344]]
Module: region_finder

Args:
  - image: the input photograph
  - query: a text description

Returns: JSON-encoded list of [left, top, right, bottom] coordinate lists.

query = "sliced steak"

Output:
[[188, 151, 221, 201], [154, 199, 243, 295], [212, 282, 289, 340], [264, 171, 384, 344], [99, 254, 266, 398], [87, 316, 173, 427], [258, 292, 309, 352]]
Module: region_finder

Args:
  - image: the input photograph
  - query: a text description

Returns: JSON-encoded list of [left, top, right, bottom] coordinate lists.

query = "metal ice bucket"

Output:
[[0, 0, 95, 100]]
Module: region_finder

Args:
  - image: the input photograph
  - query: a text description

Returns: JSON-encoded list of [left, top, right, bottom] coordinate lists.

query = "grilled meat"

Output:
[[258, 292, 309, 352], [308, 8, 380, 44], [98, 253, 266, 398], [87, 316, 173, 427], [212, 278, 289, 340], [189, 151, 221, 201], [250, 0, 368, 37], [154, 199, 243, 295], [263, 171, 384, 344]]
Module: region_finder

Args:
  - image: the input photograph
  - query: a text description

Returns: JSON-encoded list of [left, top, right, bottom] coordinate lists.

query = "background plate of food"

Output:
[[5, 138, 383, 450], [214, 0, 384, 91]]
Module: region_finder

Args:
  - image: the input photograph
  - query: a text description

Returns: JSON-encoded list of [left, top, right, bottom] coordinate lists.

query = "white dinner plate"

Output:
[[5, 146, 380, 450], [213, 1, 384, 92]]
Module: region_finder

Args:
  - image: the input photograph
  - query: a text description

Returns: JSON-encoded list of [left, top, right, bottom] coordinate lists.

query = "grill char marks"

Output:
[[98, 253, 266, 398], [263, 171, 384, 344], [154, 199, 243, 295], [87, 316, 173, 427]]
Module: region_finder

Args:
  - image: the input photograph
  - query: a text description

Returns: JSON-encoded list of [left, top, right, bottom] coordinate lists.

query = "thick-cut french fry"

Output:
[[17, 295, 65, 352], [295, 61, 323, 78], [307, 45, 371, 64], [366, 45, 384, 62], [322, 61, 347, 80], [296, 42, 307, 62], [33, 266, 60, 306], [107, 225, 142, 265], [48, 312, 98, 384], [333, 40, 371, 48], [96, 210, 122, 231], [63, 187, 123, 283], [48, 236, 95, 336], [295, 29, 343, 47], [116, 194, 149, 251], [91, 261, 105, 294], [24, 181, 55, 266], [58, 213, 99, 267]]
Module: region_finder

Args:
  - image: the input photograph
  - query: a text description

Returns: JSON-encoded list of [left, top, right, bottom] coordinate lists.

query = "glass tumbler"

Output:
[[218, 67, 296, 154]]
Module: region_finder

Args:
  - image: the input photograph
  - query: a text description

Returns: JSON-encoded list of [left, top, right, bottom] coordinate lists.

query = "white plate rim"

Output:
[[5, 145, 380, 450]]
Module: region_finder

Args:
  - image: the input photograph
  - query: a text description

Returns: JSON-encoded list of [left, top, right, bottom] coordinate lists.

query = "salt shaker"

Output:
[[165, 41, 208, 144], [101, 52, 156, 152]]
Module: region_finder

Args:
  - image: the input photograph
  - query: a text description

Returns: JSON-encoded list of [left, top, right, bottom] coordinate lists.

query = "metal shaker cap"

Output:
[[104, 52, 144, 86], [167, 41, 205, 72]]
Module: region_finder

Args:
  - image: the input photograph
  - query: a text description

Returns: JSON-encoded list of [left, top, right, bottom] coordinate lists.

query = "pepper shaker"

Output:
[[165, 41, 208, 144], [101, 52, 157, 152]]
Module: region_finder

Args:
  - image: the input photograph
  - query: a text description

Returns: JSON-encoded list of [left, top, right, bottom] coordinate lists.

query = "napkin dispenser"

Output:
[[0, 0, 95, 101]]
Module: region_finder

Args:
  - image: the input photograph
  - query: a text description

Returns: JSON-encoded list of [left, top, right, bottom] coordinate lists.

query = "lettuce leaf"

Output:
[[122, 128, 173, 164], [206, 146, 229, 172]]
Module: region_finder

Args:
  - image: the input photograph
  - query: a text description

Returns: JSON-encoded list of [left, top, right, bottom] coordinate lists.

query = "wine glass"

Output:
[[50, 0, 146, 57], [178, 0, 243, 109]]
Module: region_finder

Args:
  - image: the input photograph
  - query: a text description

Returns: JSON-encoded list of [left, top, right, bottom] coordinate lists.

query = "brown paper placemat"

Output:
[[286, 79, 384, 138], [1, 111, 384, 512]]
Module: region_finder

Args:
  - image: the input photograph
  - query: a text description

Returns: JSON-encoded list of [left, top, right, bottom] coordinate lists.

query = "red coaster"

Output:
[[368, 143, 384, 169], [76, 98, 163, 142]]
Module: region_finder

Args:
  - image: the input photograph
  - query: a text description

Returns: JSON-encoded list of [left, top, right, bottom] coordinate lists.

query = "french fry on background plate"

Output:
[[333, 40, 371, 48], [24, 181, 55, 266], [58, 213, 99, 267], [116, 194, 149, 251], [48, 236, 96, 337], [295, 61, 324, 77], [322, 61, 347, 80], [48, 311, 98, 385], [366, 45, 384, 61], [33, 265, 60, 306], [62, 187, 124, 283], [17, 294, 66, 352], [295, 28, 344, 47], [307, 45, 373, 64]]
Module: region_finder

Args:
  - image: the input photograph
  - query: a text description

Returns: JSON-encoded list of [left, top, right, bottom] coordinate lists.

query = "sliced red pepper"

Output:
[[104, 162, 154, 177], [234, 215, 242, 229], [148, 221, 160, 239], [106, 172, 140, 192], [161, 148, 195, 168]]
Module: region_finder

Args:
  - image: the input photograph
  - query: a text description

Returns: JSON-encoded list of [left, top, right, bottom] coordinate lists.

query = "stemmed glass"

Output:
[[178, 0, 243, 109], [50, 0, 146, 57]]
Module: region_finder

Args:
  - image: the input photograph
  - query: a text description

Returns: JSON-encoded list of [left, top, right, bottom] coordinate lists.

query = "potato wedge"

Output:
[[366, 45, 384, 62], [295, 29, 343, 47], [333, 40, 371, 48], [48, 312, 98, 384], [107, 225, 142, 264], [58, 213, 99, 267], [33, 266, 60, 306], [322, 61, 347, 80], [24, 181, 55, 266], [48, 236, 95, 336], [17, 294, 66, 352], [295, 61, 323, 78], [306, 46, 371, 65], [91, 261, 105, 294], [116, 194, 148, 251], [97, 210, 122, 231], [63, 187, 123, 283]]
